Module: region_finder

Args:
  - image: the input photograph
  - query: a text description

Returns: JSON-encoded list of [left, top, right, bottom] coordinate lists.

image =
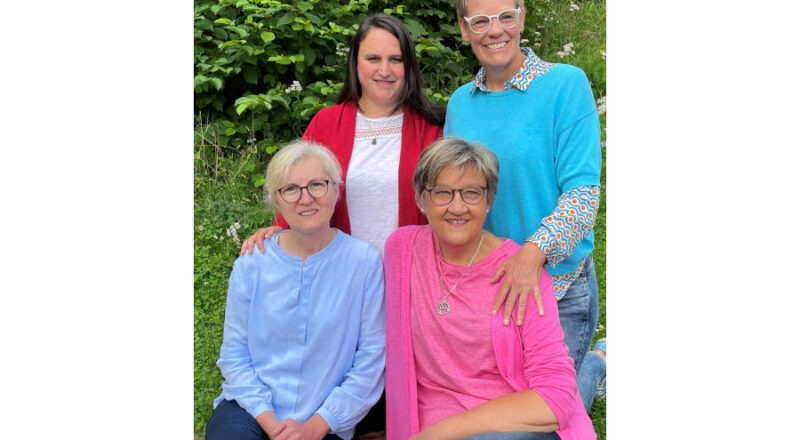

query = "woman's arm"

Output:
[[412, 391, 558, 440], [491, 185, 600, 324], [314, 249, 386, 433], [216, 261, 276, 418]]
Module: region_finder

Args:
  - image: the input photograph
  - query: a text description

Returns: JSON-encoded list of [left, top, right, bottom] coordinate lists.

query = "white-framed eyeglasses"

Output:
[[462, 8, 521, 35]]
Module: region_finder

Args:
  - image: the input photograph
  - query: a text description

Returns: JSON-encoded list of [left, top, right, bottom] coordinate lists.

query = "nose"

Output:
[[487, 16, 504, 34], [448, 191, 469, 214], [378, 60, 391, 76], [297, 187, 315, 204]]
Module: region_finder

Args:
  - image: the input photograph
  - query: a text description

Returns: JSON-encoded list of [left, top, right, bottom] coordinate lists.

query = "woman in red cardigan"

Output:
[[241, 13, 444, 256], [240, 13, 444, 440]]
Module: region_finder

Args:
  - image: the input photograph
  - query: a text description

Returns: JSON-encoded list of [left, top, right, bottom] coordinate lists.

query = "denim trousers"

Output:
[[557, 254, 602, 412], [206, 399, 342, 440], [464, 432, 560, 440]]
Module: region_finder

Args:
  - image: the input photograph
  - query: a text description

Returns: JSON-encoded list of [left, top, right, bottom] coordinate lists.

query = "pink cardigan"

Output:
[[384, 226, 596, 440], [272, 100, 443, 233]]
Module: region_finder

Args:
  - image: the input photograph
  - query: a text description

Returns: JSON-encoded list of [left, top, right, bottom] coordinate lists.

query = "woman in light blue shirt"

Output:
[[205, 140, 386, 440]]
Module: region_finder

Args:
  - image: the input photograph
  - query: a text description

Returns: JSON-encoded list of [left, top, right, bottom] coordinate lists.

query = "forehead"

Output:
[[359, 28, 401, 54], [466, 0, 518, 14], [284, 155, 327, 181], [434, 164, 485, 185]]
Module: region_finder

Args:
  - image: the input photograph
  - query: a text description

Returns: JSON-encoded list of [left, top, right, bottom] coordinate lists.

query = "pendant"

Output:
[[371, 137, 377, 145], [437, 300, 450, 316]]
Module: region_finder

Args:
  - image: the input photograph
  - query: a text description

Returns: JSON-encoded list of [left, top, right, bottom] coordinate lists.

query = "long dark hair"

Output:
[[337, 13, 445, 126]]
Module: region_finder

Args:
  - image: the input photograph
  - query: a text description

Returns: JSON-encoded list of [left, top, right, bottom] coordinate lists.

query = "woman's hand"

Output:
[[491, 242, 547, 325], [240, 226, 284, 255]]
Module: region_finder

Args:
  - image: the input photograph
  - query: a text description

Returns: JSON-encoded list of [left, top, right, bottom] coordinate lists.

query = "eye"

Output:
[[463, 189, 482, 199], [433, 188, 452, 196], [389, 56, 403, 64], [472, 16, 490, 27], [282, 184, 300, 193], [499, 10, 517, 24], [308, 181, 326, 190]]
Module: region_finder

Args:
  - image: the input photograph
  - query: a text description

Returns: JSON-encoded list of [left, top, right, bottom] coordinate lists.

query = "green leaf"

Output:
[[277, 12, 296, 27], [260, 31, 275, 44], [214, 18, 234, 26], [210, 78, 223, 90]]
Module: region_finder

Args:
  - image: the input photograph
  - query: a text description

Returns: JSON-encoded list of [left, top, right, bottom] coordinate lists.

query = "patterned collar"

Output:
[[470, 47, 556, 94]]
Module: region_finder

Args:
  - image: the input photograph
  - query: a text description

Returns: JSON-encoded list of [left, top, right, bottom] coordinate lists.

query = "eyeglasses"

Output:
[[277, 179, 331, 203], [462, 8, 521, 35], [425, 185, 487, 206]]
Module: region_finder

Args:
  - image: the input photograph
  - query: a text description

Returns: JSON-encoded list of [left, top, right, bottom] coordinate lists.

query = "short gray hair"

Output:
[[413, 137, 499, 208], [455, 0, 526, 19], [264, 139, 342, 209]]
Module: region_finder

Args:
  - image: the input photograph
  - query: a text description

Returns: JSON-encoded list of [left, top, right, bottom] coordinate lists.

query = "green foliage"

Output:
[[194, 1, 606, 438]]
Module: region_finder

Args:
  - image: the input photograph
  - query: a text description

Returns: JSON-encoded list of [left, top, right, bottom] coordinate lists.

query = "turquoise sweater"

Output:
[[444, 63, 601, 276]]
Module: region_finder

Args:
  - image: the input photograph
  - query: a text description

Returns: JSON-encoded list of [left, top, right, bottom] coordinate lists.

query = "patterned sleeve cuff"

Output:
[[526, 229, 555, 264]]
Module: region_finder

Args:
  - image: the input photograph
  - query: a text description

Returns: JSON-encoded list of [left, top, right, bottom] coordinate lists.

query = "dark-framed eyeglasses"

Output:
[[277, 179, 331, 203], [424, 185, 487, 206], [462, 8, 521, 35]]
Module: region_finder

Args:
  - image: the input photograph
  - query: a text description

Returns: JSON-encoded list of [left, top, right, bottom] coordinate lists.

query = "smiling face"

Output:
[[356, 28, 406, 116], [275, 155, 338, 238], [459, 0, 527, 88], [421, 164, 490, 258]]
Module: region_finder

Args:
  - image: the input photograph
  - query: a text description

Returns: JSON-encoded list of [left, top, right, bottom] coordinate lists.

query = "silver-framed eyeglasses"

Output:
[[425, 185, 487, 206], [277, 179, 331, 203], [462, 8, 521, 34]]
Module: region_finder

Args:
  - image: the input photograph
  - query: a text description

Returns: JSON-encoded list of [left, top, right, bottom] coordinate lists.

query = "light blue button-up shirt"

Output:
[[213, 230, 385, 439]]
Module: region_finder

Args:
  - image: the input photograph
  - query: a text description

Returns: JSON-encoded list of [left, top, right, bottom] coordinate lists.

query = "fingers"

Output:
[[533, 284, 544, 316], [240, 238, 255, 255], [516, 292, 528, 326], [502, 290, 516, 326], [492, 280, 510, 316]]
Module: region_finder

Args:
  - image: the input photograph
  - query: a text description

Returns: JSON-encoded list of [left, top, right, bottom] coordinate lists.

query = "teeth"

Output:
[[299, 210, 316, 216], [487, 42, 506, 49]]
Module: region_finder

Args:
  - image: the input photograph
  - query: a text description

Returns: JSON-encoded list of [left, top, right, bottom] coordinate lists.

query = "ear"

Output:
[[458, 18, 470, 42], [519, 8, 526, 32]]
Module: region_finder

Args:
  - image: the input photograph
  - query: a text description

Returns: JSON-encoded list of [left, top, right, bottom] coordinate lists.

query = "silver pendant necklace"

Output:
[[360, 111, 399, 145], [434, 232, 485, 316]]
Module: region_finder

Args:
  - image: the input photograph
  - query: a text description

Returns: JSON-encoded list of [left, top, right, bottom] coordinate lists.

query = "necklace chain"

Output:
[[359, 112, 400, 145], [434, 232, 485, 316]]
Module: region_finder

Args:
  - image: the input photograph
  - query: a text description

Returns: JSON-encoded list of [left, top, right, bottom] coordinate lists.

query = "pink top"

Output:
[[385, 225, 596, 440]]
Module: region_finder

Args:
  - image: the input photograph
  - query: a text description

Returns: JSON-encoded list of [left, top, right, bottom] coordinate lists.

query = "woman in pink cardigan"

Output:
[[384, 137, 595, 440]]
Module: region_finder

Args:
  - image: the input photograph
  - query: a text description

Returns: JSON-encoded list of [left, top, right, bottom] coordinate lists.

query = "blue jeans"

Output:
[[206, 399, 342, 440], [556, 254, 603, 412], [465, 432, 560, 440]]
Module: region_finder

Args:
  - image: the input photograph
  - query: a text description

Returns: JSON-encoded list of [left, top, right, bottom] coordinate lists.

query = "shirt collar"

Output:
[[469, 47, 556, 94]]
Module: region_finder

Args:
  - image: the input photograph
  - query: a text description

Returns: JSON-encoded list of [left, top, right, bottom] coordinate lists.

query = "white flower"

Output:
[[596, 96, 606, 115], [570, 2, 580, 11], [225, 223, 242, 247], [521, 38, 529, 44], [557, 42, 574, 58], [600, 50, 606, 60], [284, 80, 302, 94], [335, 42, 348, 57]]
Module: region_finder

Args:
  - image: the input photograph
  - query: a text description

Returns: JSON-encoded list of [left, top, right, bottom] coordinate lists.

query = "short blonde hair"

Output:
[[264, 139, 342, 209]]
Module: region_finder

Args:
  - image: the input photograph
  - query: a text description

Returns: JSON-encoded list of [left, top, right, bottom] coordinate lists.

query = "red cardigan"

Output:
[[273, 100, 443, 234]]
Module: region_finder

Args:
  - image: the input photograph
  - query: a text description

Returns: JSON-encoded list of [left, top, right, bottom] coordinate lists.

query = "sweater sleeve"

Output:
[[520, 271, 579, 429], [526, 185, 599, 265]]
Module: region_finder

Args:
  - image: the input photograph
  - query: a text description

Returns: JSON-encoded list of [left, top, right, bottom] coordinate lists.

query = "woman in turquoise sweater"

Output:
[[444, 0, 606, 412]]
